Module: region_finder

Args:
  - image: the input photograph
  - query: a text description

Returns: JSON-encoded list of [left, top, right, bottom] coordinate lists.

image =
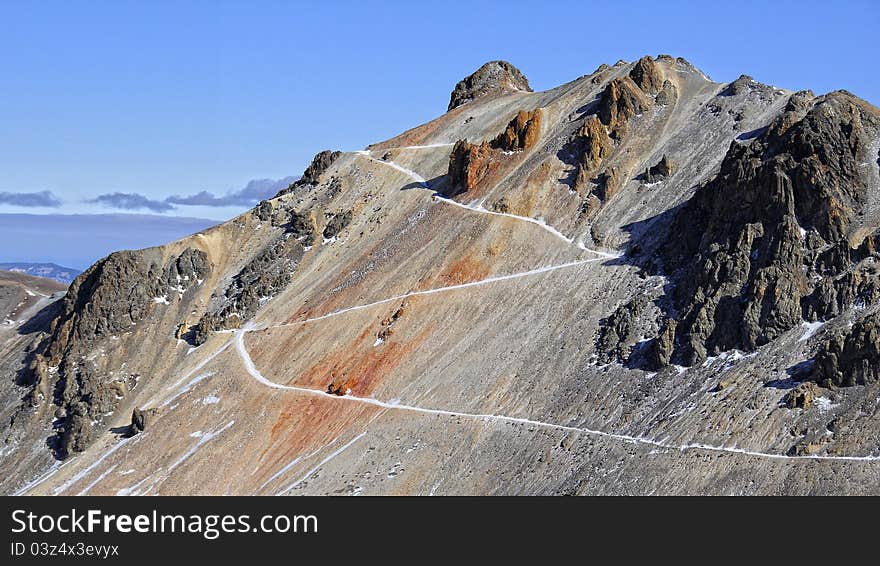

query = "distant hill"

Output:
[[0, 262, 81, 284]]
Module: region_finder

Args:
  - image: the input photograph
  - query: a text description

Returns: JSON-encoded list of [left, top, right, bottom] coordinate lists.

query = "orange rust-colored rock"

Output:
[[491, 109, 543, 151], [299, 325, 434, 398], [447, 109, 543, 196], [447, 140, 500, 196], [573, 116, 613, 193], [629, 56, 664, 95], [597, 77, 652, 137]]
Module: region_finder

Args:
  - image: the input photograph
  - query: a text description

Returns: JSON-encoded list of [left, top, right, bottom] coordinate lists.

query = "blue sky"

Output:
[[1, 0, 878, 222]]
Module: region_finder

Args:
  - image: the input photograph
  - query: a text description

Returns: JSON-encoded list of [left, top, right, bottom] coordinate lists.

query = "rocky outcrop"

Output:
[[645, 320, 677, 370], [276, 150, 341, 196], [192, 236, 307, 344], [649, 91, 880, 366], [29, 248, 210, 457], [492, 109, 542, 151], [629, 56, 664, 95], [448, 61, 532, 112], [595, 295, 650, 364], [597, 77, 652, 138], [447, 140, 495, 196], [446, 109, 543, 196], [129, 407, 161, 435], [572, 117, 613, 189], [642, 155, 674, 183], [323, 211, 352, 240], [811, 311, 880, 387], [783, 382, 820, 409], [566, 59, 669, 213], [44, 248, 209, 362]]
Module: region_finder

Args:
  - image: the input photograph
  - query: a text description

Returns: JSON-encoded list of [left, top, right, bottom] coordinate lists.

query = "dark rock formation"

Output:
[[595, 295, 650, 364], [323, 211, 352, 240], [811, 311, 880, 387], [276, 150, 341, 196], [129, 407, 160, 435], [448, 61, 532, 112], [193, 236, 307, 344], [645, 320, 677, 371], [34, 248, 210, 457], [254, 200, 273, 222], [650, 91, 879, 366], [642, 155, 674, 183]]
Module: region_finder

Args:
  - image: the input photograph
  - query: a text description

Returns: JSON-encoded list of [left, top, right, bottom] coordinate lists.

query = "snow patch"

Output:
[[799, 320, 825, 342]]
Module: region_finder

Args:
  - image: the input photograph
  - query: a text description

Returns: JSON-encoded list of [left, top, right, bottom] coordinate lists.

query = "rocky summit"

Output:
[[2, 55, 880, 495]]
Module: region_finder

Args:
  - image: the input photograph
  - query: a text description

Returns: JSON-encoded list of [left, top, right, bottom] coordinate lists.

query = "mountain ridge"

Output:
[[3, 55, 880, 495]]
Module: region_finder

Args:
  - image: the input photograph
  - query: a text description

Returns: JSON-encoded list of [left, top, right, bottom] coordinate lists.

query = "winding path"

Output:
[[233, 325, 880, 463], [354, 148, 620, 258], [251, 258, 603, 331]]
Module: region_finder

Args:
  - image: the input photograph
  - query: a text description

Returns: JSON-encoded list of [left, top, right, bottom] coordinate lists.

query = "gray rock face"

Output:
[[650, 91, 880, 367], [448, 60, 532, 111], [322, 211, 352, 240], [193, 235, 307, 344], [35, 247, 211, 457], [812, 311, 880, 387], [595, 295, 650, 364]]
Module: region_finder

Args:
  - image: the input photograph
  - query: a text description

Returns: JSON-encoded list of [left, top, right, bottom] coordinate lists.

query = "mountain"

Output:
[[0, 263, 81, 284], [0, 270, 66, 324], [2, 55, 879, 495]]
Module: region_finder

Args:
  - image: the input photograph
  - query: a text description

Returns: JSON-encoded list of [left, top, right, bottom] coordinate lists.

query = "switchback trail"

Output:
[[353, 149, 620, 258], [234, 324, 880, 463]]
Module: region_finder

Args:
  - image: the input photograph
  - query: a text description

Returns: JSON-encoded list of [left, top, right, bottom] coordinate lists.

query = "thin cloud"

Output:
[[0, 190, 62, 208], [165, 177, 296, 207], [88, 192, 175, 213], [86, 176, 297, 214]]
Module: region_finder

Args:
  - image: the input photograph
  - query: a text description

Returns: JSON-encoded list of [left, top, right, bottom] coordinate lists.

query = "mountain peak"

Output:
[[447, 60, 532, 111]]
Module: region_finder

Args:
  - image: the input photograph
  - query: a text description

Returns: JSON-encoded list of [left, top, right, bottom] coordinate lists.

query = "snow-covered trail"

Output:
[[354, 150, 430, 186], [233, 326, 880, 463], [375, 143, 456, 150], [432, 196, 622, 259], [353, 150, 620, 259], [251, 258, 603, 331]]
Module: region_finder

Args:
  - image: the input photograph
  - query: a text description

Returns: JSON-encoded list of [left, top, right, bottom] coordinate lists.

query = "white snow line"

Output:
[[353, 150, 619, 258], [276, 432, 367, 495], [254, 258, 602, 331], [52, 436, 136, 495], [235, 327, 880, 463], [258, 440, 339, 491], [149, 340, 232, 406], [166, 421, 235, 474], [375, 143, 456, 150], [160, 372, 215, 408], [13, 461, 67, 496], [355, 150, 428, 186], [76, 464, 118, 496]]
